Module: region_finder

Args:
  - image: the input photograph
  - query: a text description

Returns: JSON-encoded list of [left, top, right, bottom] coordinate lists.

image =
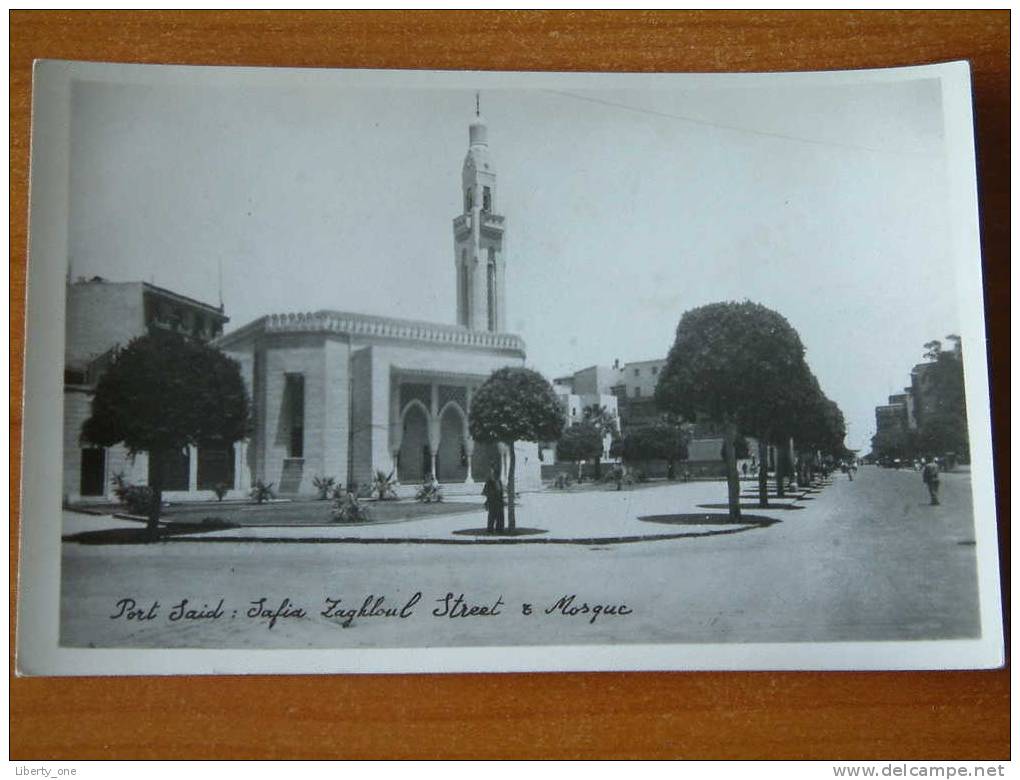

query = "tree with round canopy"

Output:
[[655, 301, 810, 519], [81, 330, 250, 536], [556, 420, 604, 481], [469, 367, 565, 531]]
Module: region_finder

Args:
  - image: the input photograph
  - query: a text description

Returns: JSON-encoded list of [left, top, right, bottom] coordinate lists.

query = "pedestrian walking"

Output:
[[921, 458, 940, 505], [482, 467, 505, 532]]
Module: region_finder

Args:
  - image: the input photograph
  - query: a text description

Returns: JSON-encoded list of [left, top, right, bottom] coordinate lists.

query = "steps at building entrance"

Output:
[[278, 460, 304, 495], [393, 481, 482, 501]]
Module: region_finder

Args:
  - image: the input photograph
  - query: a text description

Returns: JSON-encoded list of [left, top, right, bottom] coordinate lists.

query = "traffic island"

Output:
[[451, 527, 548, 537]]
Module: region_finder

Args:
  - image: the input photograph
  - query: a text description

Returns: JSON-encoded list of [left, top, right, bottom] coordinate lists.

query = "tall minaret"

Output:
[[453, 96, 506, 332]]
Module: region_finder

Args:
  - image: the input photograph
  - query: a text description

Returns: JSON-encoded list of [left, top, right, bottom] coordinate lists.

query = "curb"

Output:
[[127, 522, 772, 546]]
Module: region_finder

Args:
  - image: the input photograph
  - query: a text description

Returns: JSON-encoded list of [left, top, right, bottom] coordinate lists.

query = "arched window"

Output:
[[458, 256, 469, 326], [486, 248, 497, 332], [482, 186, 492, 212], [464, 188, 473, 213]]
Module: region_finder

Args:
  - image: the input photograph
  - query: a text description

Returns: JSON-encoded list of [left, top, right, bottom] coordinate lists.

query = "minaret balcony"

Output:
[[480, 212, 505, 236], [453, 214, 471, 234]]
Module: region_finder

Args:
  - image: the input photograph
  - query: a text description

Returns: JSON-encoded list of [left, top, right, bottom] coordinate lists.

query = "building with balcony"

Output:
[[63, 278, 231, 502]]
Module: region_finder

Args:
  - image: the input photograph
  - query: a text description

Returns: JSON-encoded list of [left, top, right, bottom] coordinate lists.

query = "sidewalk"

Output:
[[62, 478, 827, 545]]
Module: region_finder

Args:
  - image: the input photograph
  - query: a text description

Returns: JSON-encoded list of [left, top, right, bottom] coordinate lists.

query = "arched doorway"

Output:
[[398, 404, 430, 484], [437, 404, 468, 483]]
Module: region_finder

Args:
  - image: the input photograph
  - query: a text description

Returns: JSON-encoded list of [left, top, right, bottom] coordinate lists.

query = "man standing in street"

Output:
[[922, 457, 941, 505], [482, 467, 505, 532]]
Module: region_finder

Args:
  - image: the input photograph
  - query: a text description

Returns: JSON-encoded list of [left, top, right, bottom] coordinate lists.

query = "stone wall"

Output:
[[260, 332, 333, 496]]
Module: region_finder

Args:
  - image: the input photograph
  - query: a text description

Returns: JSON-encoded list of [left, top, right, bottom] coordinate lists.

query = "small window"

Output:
[[486, 257, 497, 331], [634, 368, 640, 377], [465, 187, 473, 212], [634, 387, 642, 399], [482, 186, 492, 212], [651, 367, 658, 375], [80, 447, 106, 496], [285, 374, 305, 458]]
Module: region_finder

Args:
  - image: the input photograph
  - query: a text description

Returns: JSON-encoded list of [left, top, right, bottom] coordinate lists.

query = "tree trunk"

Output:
[[775, 444, 786, 498], [507, 442, 517, 532], [723, 421, 741, 520], [757, 438, 769, 507], [594, 456, 601, 480], [147, 448, 165, 540], [789, 437, 798, 489]]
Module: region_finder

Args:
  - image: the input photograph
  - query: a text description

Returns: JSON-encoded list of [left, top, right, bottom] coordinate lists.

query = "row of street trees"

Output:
[[81, 300, 843, 535], [654, 301, 848, 519]]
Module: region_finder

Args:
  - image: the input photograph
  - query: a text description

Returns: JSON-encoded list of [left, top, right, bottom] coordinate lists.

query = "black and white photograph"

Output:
[[17, 60, 1002, 675]]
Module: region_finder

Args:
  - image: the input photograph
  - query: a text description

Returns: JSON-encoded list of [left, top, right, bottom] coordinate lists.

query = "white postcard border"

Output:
[[16, 60, 1004, 676]]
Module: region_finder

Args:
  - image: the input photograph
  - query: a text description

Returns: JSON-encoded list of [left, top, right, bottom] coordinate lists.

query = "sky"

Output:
[[67, 72, 961, 453]]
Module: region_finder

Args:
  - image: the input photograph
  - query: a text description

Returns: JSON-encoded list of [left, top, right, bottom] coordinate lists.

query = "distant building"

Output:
[[552, 357, 762, 477], [875, 402, 909, 438], [63, 277, 231, 502], [873, 338, 963, 455], [615, 358, 666, 401]]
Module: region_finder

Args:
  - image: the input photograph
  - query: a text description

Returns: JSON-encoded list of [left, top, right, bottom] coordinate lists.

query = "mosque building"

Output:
[[216, 107, 541, 497]]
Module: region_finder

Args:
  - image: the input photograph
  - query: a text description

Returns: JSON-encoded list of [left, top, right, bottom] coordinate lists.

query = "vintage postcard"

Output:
[[16, 60, 1003, 675]]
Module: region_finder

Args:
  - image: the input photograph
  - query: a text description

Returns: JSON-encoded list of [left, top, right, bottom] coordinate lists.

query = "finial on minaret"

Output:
[[217, 255, 224, 311], [475, 91, 480, 117]]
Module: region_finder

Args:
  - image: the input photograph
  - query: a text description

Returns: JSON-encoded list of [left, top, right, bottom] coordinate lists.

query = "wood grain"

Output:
[[9, 10, 1009, 760]]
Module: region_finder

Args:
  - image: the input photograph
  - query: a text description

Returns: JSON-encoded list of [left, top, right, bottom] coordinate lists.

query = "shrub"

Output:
[[371, 470, 398, 501], [213, 482, 230, 502], [416, 478, 443, 503], [110, 472, 155, 516], [312, 475, 336, 501], [250, 480, 275, 504], [200, 516, 232, 528], [553, 473, 573, 489], [331, 490, 369, 523], [604, 465, 638, 486]]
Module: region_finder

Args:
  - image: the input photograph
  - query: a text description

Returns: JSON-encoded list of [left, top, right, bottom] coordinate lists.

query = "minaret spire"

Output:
[[217, 255, 224, 311], [454, 101, 505, 332]]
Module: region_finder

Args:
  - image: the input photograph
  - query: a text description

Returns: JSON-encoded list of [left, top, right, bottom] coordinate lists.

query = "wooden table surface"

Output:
[[9, 11, 1009, 760]]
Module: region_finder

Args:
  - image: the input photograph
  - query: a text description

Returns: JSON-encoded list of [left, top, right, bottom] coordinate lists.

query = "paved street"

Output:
[[60, 466, 979, 649]]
